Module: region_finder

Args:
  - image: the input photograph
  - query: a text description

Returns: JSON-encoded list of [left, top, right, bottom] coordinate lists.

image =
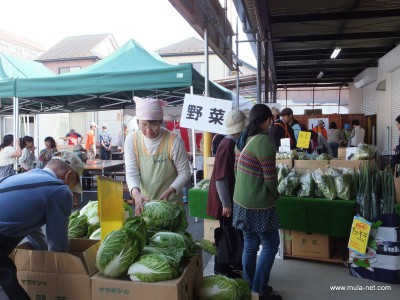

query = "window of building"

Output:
[[59, 66, 81, 74]]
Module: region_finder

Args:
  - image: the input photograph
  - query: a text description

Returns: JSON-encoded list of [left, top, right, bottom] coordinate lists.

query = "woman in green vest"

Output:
[[233, 104, 281, 300], [124, 97, 191, 216]]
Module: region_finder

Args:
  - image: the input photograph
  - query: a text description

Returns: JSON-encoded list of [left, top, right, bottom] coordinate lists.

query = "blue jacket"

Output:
[[0, 169, 72, 252]]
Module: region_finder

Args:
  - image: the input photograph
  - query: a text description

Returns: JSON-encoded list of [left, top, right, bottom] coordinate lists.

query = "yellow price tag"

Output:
[[348, 216, 372, 254], [296, 131, 311, 149]]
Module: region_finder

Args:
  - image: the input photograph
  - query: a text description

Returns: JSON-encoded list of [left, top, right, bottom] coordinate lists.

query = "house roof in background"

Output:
[[36, 33, 116, 61], [0, 29, 45, 52], [156, 37, 213, 55]]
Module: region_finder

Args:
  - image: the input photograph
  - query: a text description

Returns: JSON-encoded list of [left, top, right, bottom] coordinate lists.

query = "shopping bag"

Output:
[[214, 225, 243, 269]]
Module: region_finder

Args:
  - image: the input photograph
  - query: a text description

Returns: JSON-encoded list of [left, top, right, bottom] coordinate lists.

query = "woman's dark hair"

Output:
[[352, 119, 360, 126], [330, 122, 337, 129], [246, 104, 272, 137], [0, 134, 13, 150], [44, 136, 57, 149], [19, 135, 34, 148], [396, 115, 400, 124]]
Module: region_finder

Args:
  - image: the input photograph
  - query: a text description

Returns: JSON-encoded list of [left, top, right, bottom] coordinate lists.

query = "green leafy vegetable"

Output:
[[195, 239, 217, 255], [96, 228, 141, 277], [68, 214, 88, 238], [128, 254, 181, 282], [142, 200, 183, 231], [234, 278, 252, 300], [200, 275, 242, 300]]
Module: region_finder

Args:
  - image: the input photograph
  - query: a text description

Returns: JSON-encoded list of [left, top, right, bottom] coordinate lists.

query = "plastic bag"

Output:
[[312, 169, 336, 200], [297, 171, 315, 198], [278, 169, 300, 196]]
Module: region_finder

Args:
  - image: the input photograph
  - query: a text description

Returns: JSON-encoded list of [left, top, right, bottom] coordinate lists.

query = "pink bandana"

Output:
[[134, 96, 167, 120]]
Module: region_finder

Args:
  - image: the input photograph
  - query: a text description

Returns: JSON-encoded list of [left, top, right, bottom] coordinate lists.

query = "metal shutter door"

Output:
[[392, 67, 400, 149], [362, 81, 377, 116]]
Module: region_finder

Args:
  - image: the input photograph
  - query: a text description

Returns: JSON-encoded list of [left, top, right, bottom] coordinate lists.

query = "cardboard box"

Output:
[[204, 157, 215, 179], [337, 147, 347, 159], [276, 158, 293, 169], [291, 231, 331, 259], [15, 239, 99, 300], [294, 160, 329, 175], [91, 255, 202, 300], [203, 218, 219, 243], [283, 229, 292, 255], [329, 159, 374, 170]]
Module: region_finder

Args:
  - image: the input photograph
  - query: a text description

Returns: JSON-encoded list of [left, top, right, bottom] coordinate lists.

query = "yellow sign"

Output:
[[97, 176, 125, 241], [296, 131, 311, 149], [348, 216, 372, 254]]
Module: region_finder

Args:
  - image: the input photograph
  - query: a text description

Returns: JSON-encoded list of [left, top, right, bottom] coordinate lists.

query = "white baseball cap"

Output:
[[90, 122, 97, 127]]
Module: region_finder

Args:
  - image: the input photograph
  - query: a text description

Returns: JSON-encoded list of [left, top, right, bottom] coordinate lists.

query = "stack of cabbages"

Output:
[[93, 200, 197, 282]]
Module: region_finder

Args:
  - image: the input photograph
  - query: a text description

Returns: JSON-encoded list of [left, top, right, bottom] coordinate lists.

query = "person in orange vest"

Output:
[[269, 112, 296, 151], [313, 120, 328, 139]]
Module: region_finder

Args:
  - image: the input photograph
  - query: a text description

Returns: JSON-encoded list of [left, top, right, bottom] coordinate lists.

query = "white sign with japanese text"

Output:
[[180, 94, 233, 134]]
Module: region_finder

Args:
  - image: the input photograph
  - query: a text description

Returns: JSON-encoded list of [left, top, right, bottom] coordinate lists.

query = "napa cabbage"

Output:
[[149, 231, 196, 262], [95, 228, 142, 277], [200, 275, 242, 300], [142, 200, 187, 231], [127, 254, 180, 282], [68, 214, 88, 238]]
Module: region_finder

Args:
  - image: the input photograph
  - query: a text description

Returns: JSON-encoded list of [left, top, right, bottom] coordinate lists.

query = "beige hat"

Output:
[[90, 122, 97, 127], [271, 107, 280, 116], [52, 150, 84, 193], [318, 120, 325, 125], [102, 123, 108, 128], [225, 109, 247, 134]]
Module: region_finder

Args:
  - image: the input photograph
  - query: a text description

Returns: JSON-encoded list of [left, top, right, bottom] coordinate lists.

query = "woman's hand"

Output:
[[131, 188, 149, 216], [221, 206, 232, 218], [159, 187, 176, 201]]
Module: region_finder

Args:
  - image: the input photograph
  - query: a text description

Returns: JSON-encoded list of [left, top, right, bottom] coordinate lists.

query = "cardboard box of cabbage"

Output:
[[91, 211, 203, 300]]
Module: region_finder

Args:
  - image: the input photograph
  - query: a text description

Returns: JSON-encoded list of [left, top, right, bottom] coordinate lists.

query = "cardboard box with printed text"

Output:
[[15, 239, 99, 300], [291, 231, 331, 259], [91, 255, 202, 300]]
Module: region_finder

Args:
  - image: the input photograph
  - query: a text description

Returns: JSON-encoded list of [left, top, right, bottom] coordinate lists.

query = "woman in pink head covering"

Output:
[[124, 97, 191, 215]]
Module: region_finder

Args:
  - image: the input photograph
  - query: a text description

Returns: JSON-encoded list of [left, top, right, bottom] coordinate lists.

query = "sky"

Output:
[[1, 0, 256, 65]]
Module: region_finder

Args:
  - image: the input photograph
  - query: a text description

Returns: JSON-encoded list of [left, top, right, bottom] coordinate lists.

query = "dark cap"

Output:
[[280, 108, 293, 116]]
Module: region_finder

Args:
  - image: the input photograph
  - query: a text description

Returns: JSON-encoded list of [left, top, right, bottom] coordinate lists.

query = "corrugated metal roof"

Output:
[[36, 33, 113, 60]]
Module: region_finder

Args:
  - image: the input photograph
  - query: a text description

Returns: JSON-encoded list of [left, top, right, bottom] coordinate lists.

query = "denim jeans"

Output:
[[242, 230, 280, 296], [329, 142, 339, 158]]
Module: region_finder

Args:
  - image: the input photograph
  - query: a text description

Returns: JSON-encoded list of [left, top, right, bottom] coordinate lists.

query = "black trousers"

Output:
[[0, 236, 31, 300]]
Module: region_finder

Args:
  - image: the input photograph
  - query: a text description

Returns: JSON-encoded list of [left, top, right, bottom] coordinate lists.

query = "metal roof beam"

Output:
[[275, 63, 368, 70], [274, 31, 400, 43], [275, 53, 383, 61], [270, 9, 400, 23], [274, 46, 390, 57]]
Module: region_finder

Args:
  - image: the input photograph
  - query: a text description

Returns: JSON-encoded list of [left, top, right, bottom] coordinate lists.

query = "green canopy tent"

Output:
[[12, 39, 231, 113], [0, 52, 54, 114]]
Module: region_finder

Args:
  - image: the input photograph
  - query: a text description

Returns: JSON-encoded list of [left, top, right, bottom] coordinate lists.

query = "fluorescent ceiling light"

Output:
[[330, 47, 341, 59], [317, 71, 324, 79]]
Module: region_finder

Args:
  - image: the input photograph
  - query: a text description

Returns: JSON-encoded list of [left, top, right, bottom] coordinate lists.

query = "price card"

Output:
[[296, 131, 311, 149], [279, 138, 291, 153], [348, 216, 372, 255]]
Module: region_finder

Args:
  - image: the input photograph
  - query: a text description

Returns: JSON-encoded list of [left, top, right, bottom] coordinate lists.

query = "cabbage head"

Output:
[[89, 227, 101, 240], [200, 275, 241, 300], [96, 228, 141, 277], [149, 231, 196, 262], [234, 278, 252, 300], [68, 214, 88, 238], [79, 200, 100, 237], [127, 254, 180, 282], [123, 216, 147, 250], [141, 201, 181, 230]]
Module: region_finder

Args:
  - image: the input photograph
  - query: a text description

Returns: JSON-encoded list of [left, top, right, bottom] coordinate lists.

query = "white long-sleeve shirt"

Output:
[[124, 128, 191, 195]]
